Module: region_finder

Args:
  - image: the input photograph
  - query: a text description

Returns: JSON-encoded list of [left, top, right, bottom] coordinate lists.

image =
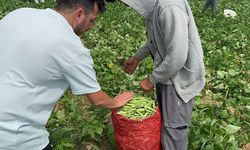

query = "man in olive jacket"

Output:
[[122, 0, 205, 149]]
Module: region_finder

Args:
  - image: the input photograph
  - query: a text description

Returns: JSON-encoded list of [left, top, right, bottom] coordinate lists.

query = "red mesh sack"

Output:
[[111, 106, 161, 150]]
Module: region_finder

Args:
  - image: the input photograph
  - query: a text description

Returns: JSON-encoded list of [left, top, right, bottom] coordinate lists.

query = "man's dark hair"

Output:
[[55, 0, 106, 14]]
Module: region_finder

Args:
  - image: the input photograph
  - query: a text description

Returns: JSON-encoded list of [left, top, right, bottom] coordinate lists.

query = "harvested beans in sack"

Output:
[[112, 95, 161, 150], [117, 96, 157, 119]]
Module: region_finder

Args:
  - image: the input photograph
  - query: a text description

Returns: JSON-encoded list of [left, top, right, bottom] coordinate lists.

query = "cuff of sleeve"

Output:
[[148, 74, 158, 85], [134, 52, 145, 61], [135, 49, 150, 61], [72, 87, 101, 95]]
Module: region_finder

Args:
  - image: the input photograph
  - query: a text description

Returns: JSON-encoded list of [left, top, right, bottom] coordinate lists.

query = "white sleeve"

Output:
[[63, 52, 101, 95]]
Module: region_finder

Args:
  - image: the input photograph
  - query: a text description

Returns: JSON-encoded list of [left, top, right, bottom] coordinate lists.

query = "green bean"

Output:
[[116, 95, 157, 119]]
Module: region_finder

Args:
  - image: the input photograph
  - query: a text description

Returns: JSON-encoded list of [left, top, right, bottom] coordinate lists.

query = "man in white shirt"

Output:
[[0, 0, 133, 149]]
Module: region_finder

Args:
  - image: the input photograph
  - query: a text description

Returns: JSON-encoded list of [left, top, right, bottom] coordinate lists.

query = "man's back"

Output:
[[149, 0, 205, 102]]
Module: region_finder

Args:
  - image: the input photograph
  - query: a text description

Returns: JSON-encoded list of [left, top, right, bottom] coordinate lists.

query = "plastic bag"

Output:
[[112, 106, 161, 150]]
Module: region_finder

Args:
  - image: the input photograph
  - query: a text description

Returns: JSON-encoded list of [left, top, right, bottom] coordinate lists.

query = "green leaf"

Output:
[[62, 127, 74, 132], [246, 106, 250, 111], [88, 114, 97, 121], [211, 119, 218, 126], [56, 110, 65, 120], [95, 127, 103, 135], [221, 110, 229, 118], [224, 124, 241, 134], [238, 96, 250, 105], [244, 106, 250, 117], [217, 71, 225, 79], [228, 69, 238, 76], [215, 83, 225, 90], [228, 135, 236, 143], [245, 86, 250, 93], [132, 81, 140, 86], [108, 63, 114, 68], [63, 144, 74, 148]]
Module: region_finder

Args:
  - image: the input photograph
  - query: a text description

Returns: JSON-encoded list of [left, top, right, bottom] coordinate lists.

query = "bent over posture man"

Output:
[[121, 0, 205, 149], [0, 0, 132, 149]]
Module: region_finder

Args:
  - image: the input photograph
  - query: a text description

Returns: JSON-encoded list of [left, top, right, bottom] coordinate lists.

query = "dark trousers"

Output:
[[156, 83, 194, 150], [202, 0, 217, 14]]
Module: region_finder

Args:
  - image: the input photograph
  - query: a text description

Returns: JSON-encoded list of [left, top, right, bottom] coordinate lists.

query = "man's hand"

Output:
[[123, 56, 140, 75], [113, 92, 133, 108], [140, 78, 154, 92], [86, 90, 133, 109]]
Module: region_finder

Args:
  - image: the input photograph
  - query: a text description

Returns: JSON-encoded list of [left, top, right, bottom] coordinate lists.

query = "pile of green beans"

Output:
[[117, 95, 157, 119]]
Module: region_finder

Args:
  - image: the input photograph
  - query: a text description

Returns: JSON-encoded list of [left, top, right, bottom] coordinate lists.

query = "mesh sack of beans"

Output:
[[111, 95, 161, 150]]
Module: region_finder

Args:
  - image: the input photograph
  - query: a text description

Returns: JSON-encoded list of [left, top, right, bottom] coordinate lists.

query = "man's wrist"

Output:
[[148, 74, 158, 85], [134, 54, 143, 61]]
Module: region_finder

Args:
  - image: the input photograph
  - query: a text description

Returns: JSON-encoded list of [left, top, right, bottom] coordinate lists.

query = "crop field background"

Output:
[[0, 0, 249, 149]]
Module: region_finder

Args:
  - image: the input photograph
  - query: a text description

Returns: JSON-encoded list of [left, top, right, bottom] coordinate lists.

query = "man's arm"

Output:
[[86, 90, 133, 109], [123, 41, 150, 75]]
